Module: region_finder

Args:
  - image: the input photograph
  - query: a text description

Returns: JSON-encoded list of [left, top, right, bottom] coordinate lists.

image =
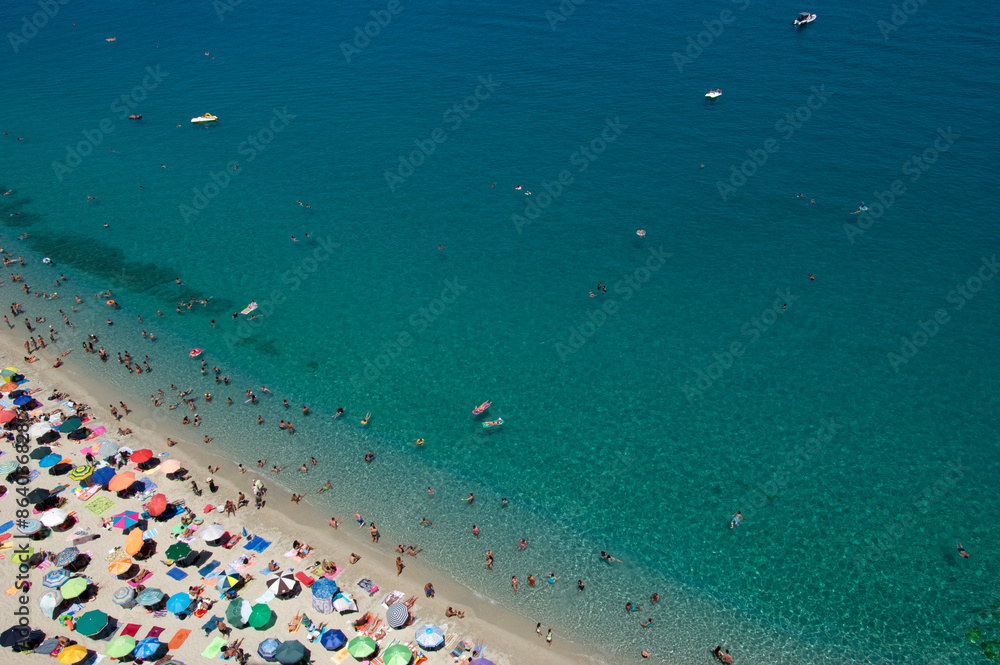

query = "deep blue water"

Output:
[[2, 0, 1000, 662]]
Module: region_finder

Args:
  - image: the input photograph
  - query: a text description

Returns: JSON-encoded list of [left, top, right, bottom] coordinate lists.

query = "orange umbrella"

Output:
[[108, 558, 132, 576], [0, 381, 18, 392], [107, 471, 136, 492], [125, 528, 145, 556], [147, 493, 168, 517]]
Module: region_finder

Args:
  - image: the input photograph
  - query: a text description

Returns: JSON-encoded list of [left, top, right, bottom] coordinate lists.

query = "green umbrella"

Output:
[[165, 542, 191, 560], [60, 577, 88, 599], [75, 610, 108, 637], [382, 643, 413, 665], [106, 635, 136, 658], [347, 635, 377, 658], [248, 604, 272, 629], [226, 598, 250, 628]]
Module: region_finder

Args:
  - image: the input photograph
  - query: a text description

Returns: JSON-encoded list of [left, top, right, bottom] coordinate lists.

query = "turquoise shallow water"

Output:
[[2, 0, 1000, 662]]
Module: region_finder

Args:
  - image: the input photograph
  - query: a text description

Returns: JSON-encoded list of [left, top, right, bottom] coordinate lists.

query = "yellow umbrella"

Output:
[[57, 644, 88, 664], [125, 528, 144, 556], [108, 558, 132, 576]]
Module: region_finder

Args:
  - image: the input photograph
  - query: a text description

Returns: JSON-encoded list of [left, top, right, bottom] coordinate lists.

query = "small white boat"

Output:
[[793, 12, 816, 27], [191, 113, 217, 124], [706, 89, 722, 99]]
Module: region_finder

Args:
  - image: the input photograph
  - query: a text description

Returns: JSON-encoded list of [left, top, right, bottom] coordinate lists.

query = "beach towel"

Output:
[[84, 426, 106, 441], [121, 624, 141, 638], [166, 568, 188, 581], [167, 628, 191, 650], [26, 469, 40, 483], [146, 626, 165, 639], [222, 535, 241, 549], [85, 496, 115, 516], [253, 590, 276, 605], [295, 571, 315, 587], [201, 635, 226, 658], [330, 648, 351, 665], [249, 538, 271, 552], [380, 591, 404, 609], [358, 578, 378, 595], [197, 560, 220, 577]]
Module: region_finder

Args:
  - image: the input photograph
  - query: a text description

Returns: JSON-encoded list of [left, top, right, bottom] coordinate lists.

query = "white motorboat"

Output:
[[706, 89, 722, 99], [794, 12, 816, 27], [191, 113, 217, 123]]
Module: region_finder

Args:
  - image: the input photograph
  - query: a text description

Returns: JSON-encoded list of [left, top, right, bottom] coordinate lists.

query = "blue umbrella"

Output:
[[311, 578, 337, 599], [133, 637, 164, 660], [92, 467, 115, 485], [13, 395, 32, 406], [38, 453, 62, 468], [42, 569, 70, 588], [166, 593, 192, 615], [414, 624, 445, 649], [319, 629, 346, 651], [258, 638, 281, 660]]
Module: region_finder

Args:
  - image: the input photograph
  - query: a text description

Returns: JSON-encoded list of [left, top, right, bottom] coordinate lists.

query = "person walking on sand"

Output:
[[536, 622, 542, 637], [396, 556, 403, 576], [546, 629, 552, 647], [369, 523, 380, 543]]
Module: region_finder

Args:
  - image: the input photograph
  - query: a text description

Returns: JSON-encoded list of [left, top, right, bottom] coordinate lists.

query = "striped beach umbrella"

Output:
[[133, 637, 164, 660], [266, 573, 298, 596], [54, 547, 80, 567], [42, 569, 70, 588], [135, 587, 165, 606], [16, 518, 42, 535], [38, 453, 62, 468], [75, 610, 109, 637], [59, 577, 89, 600], [0, 460, 18, 474], [107, 558, 132, 576], [112, 586, 135, 605], [106, 635, 136, 658], [347, 636, 377, 658], [382, 643, 413, 665], [414, 624, 445, 649], [68, 465, 94, 481], [1, 366, 17, 378], [38, 590, 62, 618], [385, 601, 409, 628], [112, 511, 140, 530], [216, 573, 243, 593], [56, 644, 88, 664], [40, 509, 69, 527]]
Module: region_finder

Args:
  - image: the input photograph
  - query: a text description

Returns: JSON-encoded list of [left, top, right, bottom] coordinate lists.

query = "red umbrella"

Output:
[[0, 410, 17, 423], [147, 493, 168, 517], [130, 449, 153, 464]]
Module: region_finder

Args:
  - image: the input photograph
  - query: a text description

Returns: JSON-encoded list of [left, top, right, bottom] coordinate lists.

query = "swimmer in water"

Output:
[[957, 541, 970, 558]]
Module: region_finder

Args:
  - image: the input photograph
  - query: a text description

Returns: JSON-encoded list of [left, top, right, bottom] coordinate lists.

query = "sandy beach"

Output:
[[0, 330, 615, 665]]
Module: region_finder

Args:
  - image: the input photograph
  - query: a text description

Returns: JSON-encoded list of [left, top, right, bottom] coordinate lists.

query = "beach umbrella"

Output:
[[0, 460, 18, 474], [59, 577, 88, 599], [199, 524, 226, 541], [40, 509, 69, 527], [160, 459, 181, 473], [49, 461, 75, 476], [258, 638, 281, 660], [226, 598, 251, 626], [249, 604, 273, 629], [333, 594, 357, 613], [107, 558, 132, 576], [54, 547, 80, 567], [130, 449, 153, 464], [124, 528, 145, 556], [414, 624, 445, 649], [25, 486, 51, 502], [382, 643, 413, 665], [13, 395, 32, 406], [74, 610, 109, 637], [167, 593, 192, 615], [0, 381, 18, 392], [112, 510, 141, 530], [0, 626, 30, 647], [106, 635, 137, 658], [147, 493, 168, 517], [38, 430, 61, 444], [319, 628, 346, 651], [134, 588, 164, 606], [165, 542, 191, 560], [42, 569, 71, 588], [91, 467, 115, 486], [38, 453, 62, 468], [134, 636, 165, 660], [56, 644, 88, 664], [28, 423, 51, 438], [347, 635, 377, 658], [158, 661, 185, 665], [96, 441, 118, 457], [112, 586, 134, 605], [0, 367, 17, 378], [38, 591, 62, 618], [216, 573, 243, 593], [67, 465, 94, 481], [108, 472, 136, 492], [16, 519, 42, 535], [311, 578, 337, 599], [386, 601, 409, 628], [57, 418, 81, 433], [274, 640, 307, 665], [0, 410, 16, 423], [28, 447, 51, 460], [468, 659, 494, 665], [266, 573, 298, 596]]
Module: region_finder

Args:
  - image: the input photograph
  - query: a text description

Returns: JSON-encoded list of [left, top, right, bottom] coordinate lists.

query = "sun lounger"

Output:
[[121, 624, 141, 638], [167, 628, 191, 650], [201, 636, 226, 658]]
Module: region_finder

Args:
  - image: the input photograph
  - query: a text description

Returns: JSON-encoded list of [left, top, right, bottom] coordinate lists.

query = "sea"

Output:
[[2, 0, 999, 662]]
